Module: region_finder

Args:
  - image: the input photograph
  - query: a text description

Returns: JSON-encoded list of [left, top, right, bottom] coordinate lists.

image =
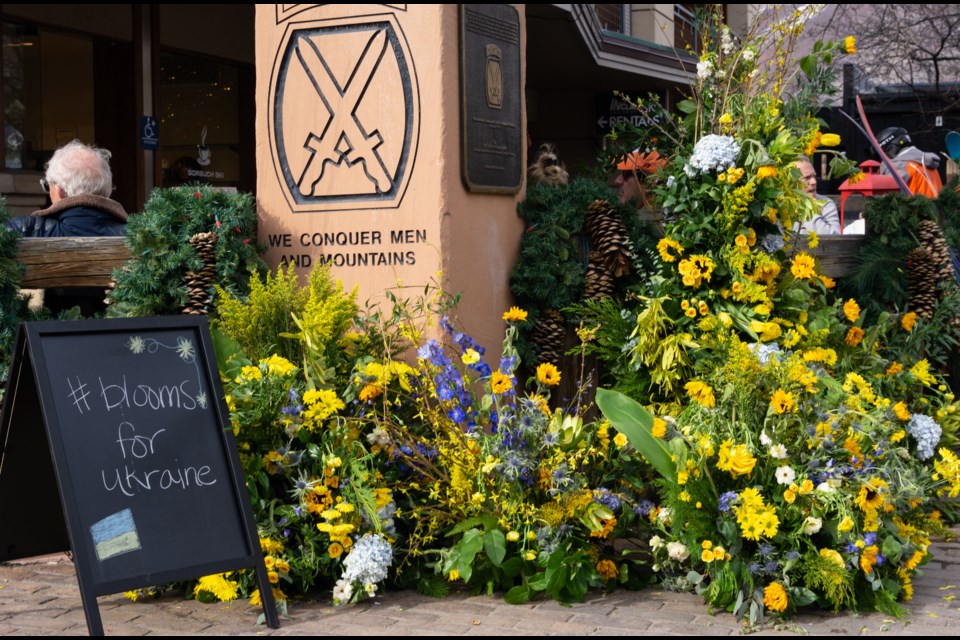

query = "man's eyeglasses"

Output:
[[39, 178, 51, 193]]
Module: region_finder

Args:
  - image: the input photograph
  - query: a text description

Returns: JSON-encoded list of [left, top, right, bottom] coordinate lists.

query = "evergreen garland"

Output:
[[107, 185, 267, 318], [511, 178, 657, 365], [0, 198, 26, 383], [936, 177, 960, 249]]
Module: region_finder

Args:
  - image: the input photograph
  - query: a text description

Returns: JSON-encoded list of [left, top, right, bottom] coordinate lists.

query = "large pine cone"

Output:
[[907, 247, 939, 318], [183, 231, 217, 315], [586, 199, 633, 278], [584, 251, 616, 301], [532, 309, 566, 364]]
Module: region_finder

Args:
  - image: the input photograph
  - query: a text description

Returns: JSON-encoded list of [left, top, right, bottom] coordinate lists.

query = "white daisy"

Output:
[[769, 444, 788, 459], [775, 465, 796, 485]]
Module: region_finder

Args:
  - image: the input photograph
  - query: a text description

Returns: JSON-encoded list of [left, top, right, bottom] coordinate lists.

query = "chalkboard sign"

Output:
[[0, 317, 278, 635]]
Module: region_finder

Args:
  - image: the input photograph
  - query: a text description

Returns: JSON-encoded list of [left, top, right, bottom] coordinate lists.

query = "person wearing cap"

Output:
[[876, 127, 941, 197], [614, 149, 664, 209]]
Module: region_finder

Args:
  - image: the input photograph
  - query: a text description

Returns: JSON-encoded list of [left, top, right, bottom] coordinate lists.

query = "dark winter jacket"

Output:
[[7, 194, 127, 237]]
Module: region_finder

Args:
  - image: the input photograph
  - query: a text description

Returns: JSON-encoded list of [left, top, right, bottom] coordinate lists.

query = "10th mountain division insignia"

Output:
[[270, 16, 419, 212]]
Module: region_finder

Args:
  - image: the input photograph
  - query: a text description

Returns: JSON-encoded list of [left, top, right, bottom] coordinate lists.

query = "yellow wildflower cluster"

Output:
[[910, 359, 936, 386], [595, 559, 618, 581], [721, 180, 757, 221], [756, 165, 778, 180], [788, 362, 818, 393], [716, 440, 757, 477], [734, 488, 779, 540], [722, 167, 747, 184], [699, 539, 729, 563], [678, 254, 715, 287], [680, 298, 710, 319], [803, 347, 838, 367], [933, 448, 960, 498], [893, 401, 911, 421], [300, 388, 346, 431]]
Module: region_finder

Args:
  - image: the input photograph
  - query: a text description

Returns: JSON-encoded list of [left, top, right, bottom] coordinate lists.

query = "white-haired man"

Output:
[[8, 140, 127, 314], [9, 139, 127, 237]]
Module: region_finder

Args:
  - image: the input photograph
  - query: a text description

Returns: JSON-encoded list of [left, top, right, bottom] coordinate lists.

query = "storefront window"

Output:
[[159, 53, 241, 190], [3, 23, 95, 171]]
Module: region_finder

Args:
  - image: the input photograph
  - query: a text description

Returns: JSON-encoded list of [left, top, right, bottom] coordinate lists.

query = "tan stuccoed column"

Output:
[[256, 4, 526, 358]]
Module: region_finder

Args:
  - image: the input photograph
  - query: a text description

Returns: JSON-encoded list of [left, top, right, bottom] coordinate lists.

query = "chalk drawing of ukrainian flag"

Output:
[[90, 508, 141, 561]]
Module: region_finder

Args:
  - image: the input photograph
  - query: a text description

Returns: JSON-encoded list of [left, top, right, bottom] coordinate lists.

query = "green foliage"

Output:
[[798, 550, 855, 612], [595, 388, 676, 481], [936, 177, 960, 249], [863, 192, 936, 254], [108, 185, 266, 317], [214, 262, 358, 380], [0, 198, 26, 385], [840, 242, 910, 319]]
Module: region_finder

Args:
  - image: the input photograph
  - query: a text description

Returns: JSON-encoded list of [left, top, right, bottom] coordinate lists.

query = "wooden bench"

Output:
[[17, 237, 131, 288]]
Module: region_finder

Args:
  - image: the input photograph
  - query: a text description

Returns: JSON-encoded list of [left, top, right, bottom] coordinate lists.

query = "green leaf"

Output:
[[447, 517, 483, 537], [676, 99, 697, 114], [527, 572, 549, 591], [799, 55, 816, 78], [484, 529, 507, 567], [789, 586, 818, 607], [504, 585, 531, 604], [881, 536, 903, 565], [596, 388, 676, 480], [500, 556, 523, 578]]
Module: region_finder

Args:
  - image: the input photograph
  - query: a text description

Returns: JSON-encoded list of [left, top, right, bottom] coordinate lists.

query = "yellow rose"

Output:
[[820, 133, 841, 147]]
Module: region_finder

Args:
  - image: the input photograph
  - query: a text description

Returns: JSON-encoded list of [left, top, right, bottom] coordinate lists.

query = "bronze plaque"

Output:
[[460, 5, 523, 194]]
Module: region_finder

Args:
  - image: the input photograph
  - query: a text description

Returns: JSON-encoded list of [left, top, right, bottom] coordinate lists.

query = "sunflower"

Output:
[[536, 362, 561, 387], [855, 478, 889, 513], [491, 371, 513, 394], [502, 306, 528, 322], [770, 389, 794, 414]]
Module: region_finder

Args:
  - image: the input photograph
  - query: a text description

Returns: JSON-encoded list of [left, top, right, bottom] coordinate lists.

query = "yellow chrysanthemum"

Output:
[[651, 417, 667, 439], [901, 312, 917, 332], [684, 380, 716, 408], [756, 165, 777, 179], [717, 440, 757, 477], [502, 306, 528, 323], [595, 559, 618, 581], [763, 582, 788, 612], [843, 299, 861, 323], [893, 401, 910, 421], [790, 252, 817, 280], [536, 362, 561, 387], [844, 35, 856, 54], [845, 326, 865, 347]]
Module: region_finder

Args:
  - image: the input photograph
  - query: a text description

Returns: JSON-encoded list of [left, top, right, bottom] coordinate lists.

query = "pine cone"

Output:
[[584, 252, 616, 300], [907, 247, 939, 317], [917, 219, 955, 287], [532, 309, 566, 364], [586, 199, 633, 278], [183, 231, 217, 315]]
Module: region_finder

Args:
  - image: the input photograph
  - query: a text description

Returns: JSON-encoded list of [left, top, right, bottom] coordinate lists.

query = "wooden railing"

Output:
[[17, 237, 130, 288]]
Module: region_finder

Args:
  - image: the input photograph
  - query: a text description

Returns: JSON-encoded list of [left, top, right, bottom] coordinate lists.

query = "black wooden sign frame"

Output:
[[0, 317, 279, 635]]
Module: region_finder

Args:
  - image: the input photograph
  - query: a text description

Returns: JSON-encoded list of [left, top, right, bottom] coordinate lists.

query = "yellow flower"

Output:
[[855, 478, 888, 513], [893, 401, 910, 421], [845, 326, 865, 347], [461, 348, 480, 365], [524, 550, 538, 561], [891, 429, 906, 443], [685, 307, 697, 318], [763, 582, 788, 612], [502, 306, 528, 322], [263, 354, 296, 377], [837, 516, 855, 533], [901, 312, 917, 332], [820, 548, 845, 568], [717, 440, 757, 477], [596, 559, 618, 581], [886, 362, 903, 375], [491, 371, 513, 395], [735, 234, 748, 247], [702, 540, 713, 550], [843, 299, 861, 323], [911, 359, 936, 386], [194, 573, 240, 602], [536, 362, 561, 387], [684, 380, 716, 408], [783, 489, 796, 504], [770, 389, 794, 414], [506, 531, 520, 542], [701, 549, 715, 563], [848, 171, 866, 185], [447, 568, 460, 581], [268, 571, 280, 584], [807, 230, 819, 248], [757, 165, 778, 179], [657, 237, 684, 263], [613, 433, 628, 447], [790, 252, 817, 280], [844, 35, 856, 54], [719, 112, 732, 125], [821, 133, 841, 147], [860, 545, 879, 574], [651, 417, 667, 439]]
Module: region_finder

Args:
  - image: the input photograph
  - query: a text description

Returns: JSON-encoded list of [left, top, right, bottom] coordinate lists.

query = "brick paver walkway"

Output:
[[2, 528, 959, 635]]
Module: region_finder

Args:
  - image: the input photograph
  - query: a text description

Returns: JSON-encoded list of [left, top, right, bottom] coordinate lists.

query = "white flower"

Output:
[[776, 465, 796, 485], [720, 28, 735, 55], [760, 431, 772, 446], [332, 579, 353, 604], [652, 563, 661, 572], [816, 482, 836, 494], [742, 48, 756, 62], [649, 535, 664, 550], [802, 517, 823, 535], [657, 507, 672, 524], [696, 59, 714, 81], [769, 444, 788, 459], [364, 582, 378, 596], [667, 541, 690, 562], [666, 175, 676, 188], [687, 134, 740, 175]]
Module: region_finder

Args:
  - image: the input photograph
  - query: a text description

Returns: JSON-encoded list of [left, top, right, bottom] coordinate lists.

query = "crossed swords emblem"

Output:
[[295, 30, 393, 196]]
